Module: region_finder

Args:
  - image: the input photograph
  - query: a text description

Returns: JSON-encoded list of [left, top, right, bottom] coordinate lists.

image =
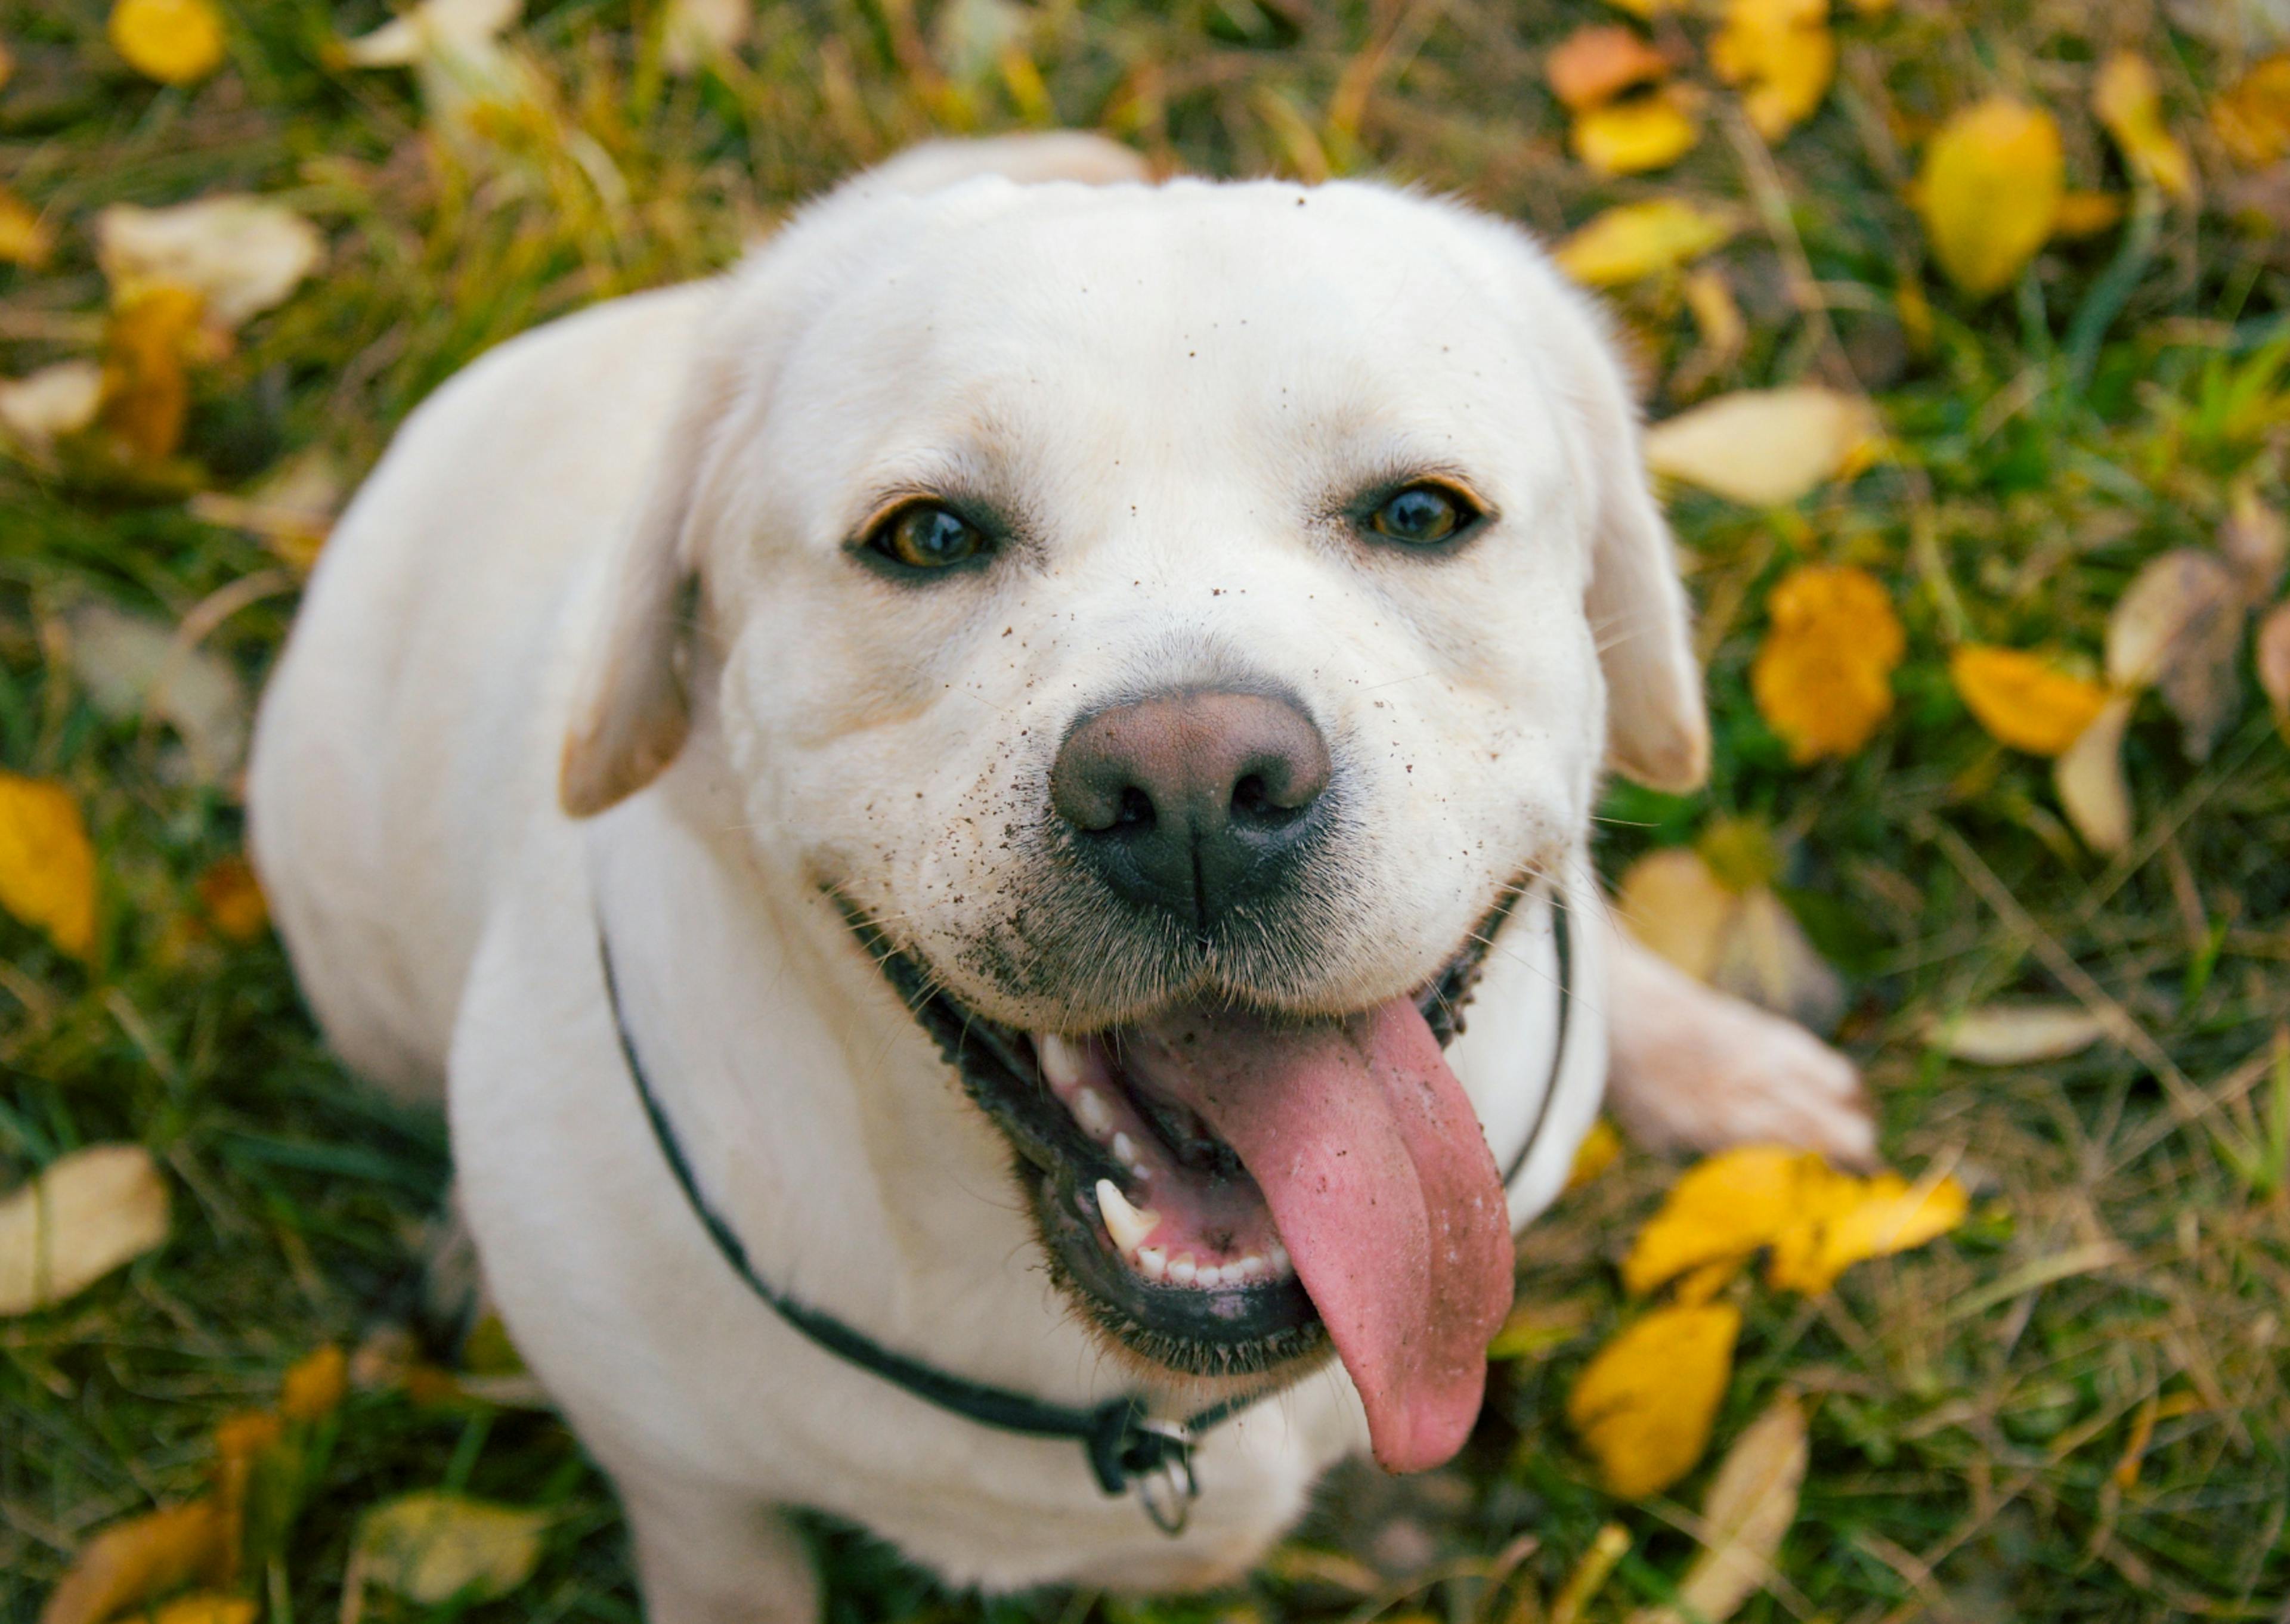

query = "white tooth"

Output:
[[1073, 1087, 1114, 1139], [1199, 1263, 1227, 1288], [1268, 1243, 1291, 1276], [1111, 1131, 1140, 1168], [1038, 1033, 1084, 1091], [1095, 1179, 1159, 1255], [1136, 1245, 1168, 1282], [1168, 1254, 1198, 1286], [1233, 1253, 1264, 1282]]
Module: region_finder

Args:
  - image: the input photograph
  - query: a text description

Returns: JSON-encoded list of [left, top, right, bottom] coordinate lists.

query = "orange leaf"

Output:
[[39, 1501, 228, 1624], [281, 1343, 349, 1421], [0, 772, 97, 957], [196, 856, 269, 941], [2213, 54, 2290, 168], [98, 284, 211, 465], [1548, 25, 1670, 113], [1950, 644, 2109, 755], [1750, 564, 1904, 763]]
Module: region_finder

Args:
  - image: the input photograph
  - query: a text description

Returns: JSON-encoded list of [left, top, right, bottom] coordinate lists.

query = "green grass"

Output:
[[4, 0, 2288, 1619]]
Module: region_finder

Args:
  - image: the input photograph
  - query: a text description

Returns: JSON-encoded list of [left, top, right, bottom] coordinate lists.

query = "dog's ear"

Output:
[[1546, 287, 1711, 794]]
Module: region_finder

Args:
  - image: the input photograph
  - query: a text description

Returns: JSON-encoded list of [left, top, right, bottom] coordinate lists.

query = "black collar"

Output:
[[596, 891, 1570, 1538]]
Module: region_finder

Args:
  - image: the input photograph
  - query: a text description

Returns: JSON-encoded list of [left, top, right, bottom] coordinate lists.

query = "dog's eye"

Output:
[[1366, 484, 1477, 547], [868, 502, 988, 571]]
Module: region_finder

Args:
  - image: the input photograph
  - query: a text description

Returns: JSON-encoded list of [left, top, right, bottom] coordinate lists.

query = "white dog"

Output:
[[249, 134, 1870, 1617]]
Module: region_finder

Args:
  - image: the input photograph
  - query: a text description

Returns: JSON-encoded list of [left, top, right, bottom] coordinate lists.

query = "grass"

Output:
[[4, 0, 2289, 1619]]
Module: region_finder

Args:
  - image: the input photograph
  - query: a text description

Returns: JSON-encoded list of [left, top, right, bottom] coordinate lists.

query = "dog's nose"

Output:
[[1050, 688, 1332, 926]]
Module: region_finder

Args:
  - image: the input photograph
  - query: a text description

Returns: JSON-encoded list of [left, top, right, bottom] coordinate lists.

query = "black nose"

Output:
[[1050, 687, 1333, 928]]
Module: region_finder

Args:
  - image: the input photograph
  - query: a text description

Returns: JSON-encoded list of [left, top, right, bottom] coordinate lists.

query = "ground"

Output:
[[3, 0, 2288, 1620]]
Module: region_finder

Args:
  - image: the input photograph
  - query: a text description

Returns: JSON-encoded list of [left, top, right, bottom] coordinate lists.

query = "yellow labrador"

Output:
[[249, 135, 1870, 1616]]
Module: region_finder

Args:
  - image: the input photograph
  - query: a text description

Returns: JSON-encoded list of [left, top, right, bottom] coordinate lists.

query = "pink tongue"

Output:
[[1127, 998, 1515, 1473]]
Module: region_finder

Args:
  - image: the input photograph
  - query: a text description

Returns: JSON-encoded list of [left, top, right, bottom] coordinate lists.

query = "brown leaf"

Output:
[[196, 855, 269, 941], [2255, 600, 2290, 721], [2221, 480, 2286, 604], [2106, 549, 2243, 759], [1915, 100, 2063, 297], [1547, 25, 1670, 113], [1631, 1392, 1807, 1624], [39, 1501, 226, 1624]]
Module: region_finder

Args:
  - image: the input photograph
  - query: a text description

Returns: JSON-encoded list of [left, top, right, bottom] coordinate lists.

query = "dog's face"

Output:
[[562, 166, 1706, 1474]]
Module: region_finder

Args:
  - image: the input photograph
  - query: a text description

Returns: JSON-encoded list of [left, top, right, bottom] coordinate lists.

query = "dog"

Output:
[[248, 133, 1871, 1617]]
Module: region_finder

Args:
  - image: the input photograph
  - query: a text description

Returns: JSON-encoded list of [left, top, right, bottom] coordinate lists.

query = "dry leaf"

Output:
[[1615, 845, 1843, 1030], [280, 1343, 348, 1421], [2221, 481, 2286, 604], [2106, 549, 2243, 758], [0, 772, 98, 957], [1614, 847, 1735, 982], [1765, 1169, 1967, 1293], [2093, 51, 2196, 200], [1750, 563, 1904, 762], [0, 362, 105, 454], [1644, 386, 1880, 506], [146, 1596, 256, 1624], [663, 0, 750, 73], [1710, 0, 1834, 141], [2054, 692, 2136, 854], [1547, 25, 1670, 112], [187, 447, 343, 571], [2259, 600, 2290, 720], [67, 602, 251, 787], [1949, 644, 2109, 755], [108, 0, 227, 85], [98, 284, 210, 465], [2051, 190, 2127, 238], [1567, 1302, 1741, 1499], [1630, 1392, 1806, 1624], [196, 854, 268, 941], [0, 185, 53, 268], [1554, 199, 1737, 286], [0, 1144, 169, 1315], [351, 1493, 548, 1605], [1926, 1003, 2107, 1064], [1573, 87, 1702, 175], [1915, 100, 2063, 297], [2213, 53, 2290, 166], [341, 0, 522, 68], [1488, 1295, 1597, 1360], [38, 1500, 227, 1624], [1677, 266, 1747, 388], [98, 197, 323, 331], [1622, 1146, 1820, 1295]]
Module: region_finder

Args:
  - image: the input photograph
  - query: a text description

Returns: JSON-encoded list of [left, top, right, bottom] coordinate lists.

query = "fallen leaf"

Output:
[[2259, 600, 2290, 720], [145, 1596, 256, 1624], [1750, 563, 1905, 761], [1765, 1169, 1967, 1293], [187, 447, 344, 571], [0, 772, 97, 957], [1488, 1295, 1597, 1360], [1926, 1003, 2108, 1064], [280, 1343, 348, 1420], [340, 0, 521, 68], [1915, 99, 2063, 297], [0, 362, 105, 454], [1675, 266, 1747, 390], [1554, 198, 1738, 286], [351, 1493, 548, 1606], [1567, 1302, 1741, 1499], [1707, 888, 1846, 1033], [67, 601, 251, 787], [38, 1501, 227, 1624], [2051, 190, 2127, 238], [1643, 386, 1880, 506], [2220, 480, 2286, 604], [2054, 692, 2136, 854], [108, 0, 227, 85], [1949, 644, 2109, 756], [663, 0, 750, 73], [1573, 86, 1702, 175], [2106, 548, 2243, 758], [1614, 846, 1735, 983], [97, 284, 210, 464], [1566, 1117, 1624, 1191], [0, 1144, 169, 1315], [2212, 54, 2290, 166], [1622, 1146, 1819, 1295], [1631, 1392, 1806, 1624], [196, 855, 268, 941], [0, 185, 53, 267], [1709, 0, 1834, 141], [98, 197, 323, 331], [2093, 51, 2196, 200], [1547, 25, 1670, 112]]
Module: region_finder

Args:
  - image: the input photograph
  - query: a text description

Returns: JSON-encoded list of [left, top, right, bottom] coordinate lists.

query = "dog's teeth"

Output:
[[1231, 1253, 1265, 1283], [1038, 1033, 1084, 1091], [1168, 1254, 1198, 1287], [1110, 1131, 1145, 1175], [1072, 1087, 1113, 1139], [1135, 1245, 1168, 1282], [1268, 1242, 1292, 1277], [1095, 1179, 1159, 1255]]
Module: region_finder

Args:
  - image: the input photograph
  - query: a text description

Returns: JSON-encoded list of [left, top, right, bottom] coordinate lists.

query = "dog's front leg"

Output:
[[1599, 916, 1877, 1168], [616, 1469, 820, 1624]]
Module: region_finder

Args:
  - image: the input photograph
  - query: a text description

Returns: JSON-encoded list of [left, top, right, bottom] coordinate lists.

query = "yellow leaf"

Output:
[[1643, 386, 1881, 506], [2053, 691, 2136, 854], [1915, 100, 2062, 297], [2051, 191, 2125, 240], [146, 1595, 256, 1624], [1621, 1146, 1825, 1296], [1548, 24, 1672, 112], [1750, 563, 1904, 762], [1567, 1302, 1741, 1499], [38, 1500, 225, 1624], [1630, 1392, 1806, 1624], [1573, 87, 1701, 176], [1709, 0, 1833, 142], [0, 1144, 170, 1316], [1566, 1117, 1624, 1191], [108, 0, 227, 85], [352, 1493, 549, 1605], [1765, 1170, 1967, 1293], [1554, 199, 1738, 286], [0, 185, 52, 268], [0, 773, 97, 957], [2093, 52, 2195, 201], [1614, 846, 1735, 983], [280, 1343, 348, 1421], [2212, 54, 2290, 168], [1949, 644, 2109, 755]]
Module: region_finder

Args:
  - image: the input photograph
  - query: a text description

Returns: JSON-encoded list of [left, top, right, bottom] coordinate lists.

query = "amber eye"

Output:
[[1367, 483, 1477, 546], [867, 502, 988, 571]]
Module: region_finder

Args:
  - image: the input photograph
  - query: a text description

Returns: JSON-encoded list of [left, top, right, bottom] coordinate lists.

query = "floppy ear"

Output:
[[1546, 288, 1711, 794]]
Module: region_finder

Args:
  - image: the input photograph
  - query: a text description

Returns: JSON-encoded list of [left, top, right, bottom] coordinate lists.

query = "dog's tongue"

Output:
[[1128, 997, 1515, 1473]]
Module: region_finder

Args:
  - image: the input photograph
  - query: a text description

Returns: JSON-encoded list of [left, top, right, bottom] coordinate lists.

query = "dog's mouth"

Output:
[[843, 885, 1526, 1474]]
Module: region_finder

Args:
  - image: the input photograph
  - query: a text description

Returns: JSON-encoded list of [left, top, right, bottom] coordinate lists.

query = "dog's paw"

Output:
[[1606, 972, 1877, 1169]]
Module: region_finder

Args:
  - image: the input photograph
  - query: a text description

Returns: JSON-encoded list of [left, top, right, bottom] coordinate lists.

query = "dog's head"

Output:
[[560, 140, 1705, 1473]]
